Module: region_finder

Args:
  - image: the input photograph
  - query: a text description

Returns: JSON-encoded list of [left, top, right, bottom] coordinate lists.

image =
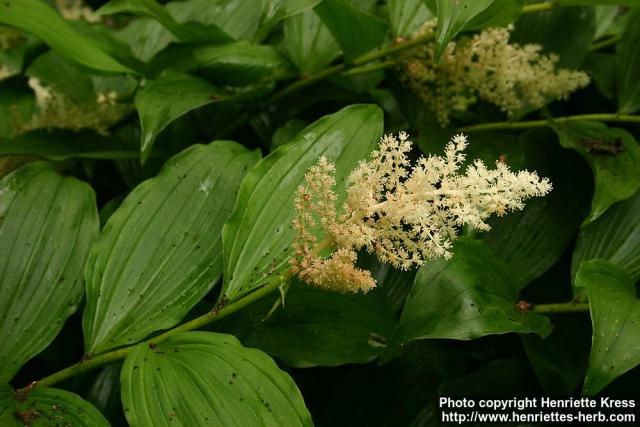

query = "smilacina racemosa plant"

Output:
[[291, 132, 552, 293]]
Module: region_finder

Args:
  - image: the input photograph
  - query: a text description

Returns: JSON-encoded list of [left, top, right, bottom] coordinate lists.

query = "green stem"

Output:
[[29, 237, 334, 391], [458, 114, 640, 132], [590, 34, 621, 51], [34, 274, 285, 389], [268, 0, 561, 103], [342, 59, 397, 76], [532, 301, 590, 314], [522, 1, 558, 13], [269, 31, 435, 103]]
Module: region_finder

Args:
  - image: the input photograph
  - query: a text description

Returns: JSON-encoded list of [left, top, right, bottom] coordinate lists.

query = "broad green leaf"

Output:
[[135, 71, 223, 161], [0, 384, 10, 410], [0, 387, 109, 426], [256, 0, 323, 42], [168, 0, 263, 41], [0, 163, 98, 383], [572, 191, 640, 289], [121, 331, 312, 426], [0, 130, 140, 161], [558, 0, 639, 5], [554, 121, 640, 223], [369, 259, 416, 314], [0, 0, 134, 74], [83, 142, 259, 354], [86, 364, 126, 424], [432, 0, 494, 61], [386, 238, 552, 353], [576, 260, 640, 396], [511, 5, 595, 68], [283, 9, 341, 75], [271, 119, 308, 150], [593, 5, 622, 40], [388, 0, 433, 37], [583, 52, 616, 100], [465, 0, 524, 30], [216, 281, 396, 367], [480, 129, 591, 287], [151, 42, 293, 86], [616, 8, 640, 114], [522, 315, 591, 395], [97, 0, 233, 44], [113, 17, 175, 62], [221, 104, 383, 303], [314, 0, 388, 62]]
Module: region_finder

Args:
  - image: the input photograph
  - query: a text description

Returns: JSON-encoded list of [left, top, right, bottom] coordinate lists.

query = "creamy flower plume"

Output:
[[291, 132, 552, 293], [400, 21, 590, 125], [13, 78, 131, 135]]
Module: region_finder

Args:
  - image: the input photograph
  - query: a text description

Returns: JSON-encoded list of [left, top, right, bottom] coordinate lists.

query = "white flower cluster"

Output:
[[401, 21, 590, 125], [15, 78, 130, 135], [291, 132, 552, 293], [55, 0, 100, 23]]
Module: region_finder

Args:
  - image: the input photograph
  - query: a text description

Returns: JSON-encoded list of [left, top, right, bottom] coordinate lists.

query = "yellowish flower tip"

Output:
[[55, 0, 101, 23], [291, 132, 552, 293], [14, 78, 130, 135], [400, 21, 590, 125]]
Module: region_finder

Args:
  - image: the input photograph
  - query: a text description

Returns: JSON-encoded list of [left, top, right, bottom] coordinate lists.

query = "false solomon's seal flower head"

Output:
[[291, 132, 552, 293]]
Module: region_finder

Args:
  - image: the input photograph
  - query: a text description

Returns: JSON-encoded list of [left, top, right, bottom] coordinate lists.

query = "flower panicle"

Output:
[[400, 21, 590, 126], [291, 132, 552, 293]]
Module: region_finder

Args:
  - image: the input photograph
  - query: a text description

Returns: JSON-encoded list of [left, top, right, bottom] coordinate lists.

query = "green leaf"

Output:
[[616, 8, 640, 114], [83, 142, 259, 354], [572, 191, 640, 288], [97, 0, 233, 44], [386, 238, 552, 353], [221, 104, 383, 303], [576, 260, 640, 396], [121, 331, 312, 426], [150, 42, 293, 86], [583, 52, 616, 100], [0, 130, 141, 161], [522, 315, 591, 395], [480, 129, 591, 287], [86, 365, 126, 424], [0, 384, 10, 410], [255, 0, 322, 42], [314, 0, 388, 62], [0, 0, 134, 74], [135, 71, 224, 161], [558, 0, 639, 5], [554, 121, 640, 223], [113, 17, 175, 62], [216, 281, 396, 367], [0, 387, 110, 426], [166, 0, 262, 41], [432, 0, 494, 62], [511, 5, 595, 68], [283, 9, 341, 75], [388, 0, 433, 37], [465, 0, 524, 30], [0, 163, 98, 383]]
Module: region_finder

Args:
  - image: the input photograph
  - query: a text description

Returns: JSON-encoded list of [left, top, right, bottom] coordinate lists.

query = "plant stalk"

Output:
[[27, 238, 333, 391], [590, 34, 621, 51], [457, 114, 640, 132], [532, 301, 590, 314]]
